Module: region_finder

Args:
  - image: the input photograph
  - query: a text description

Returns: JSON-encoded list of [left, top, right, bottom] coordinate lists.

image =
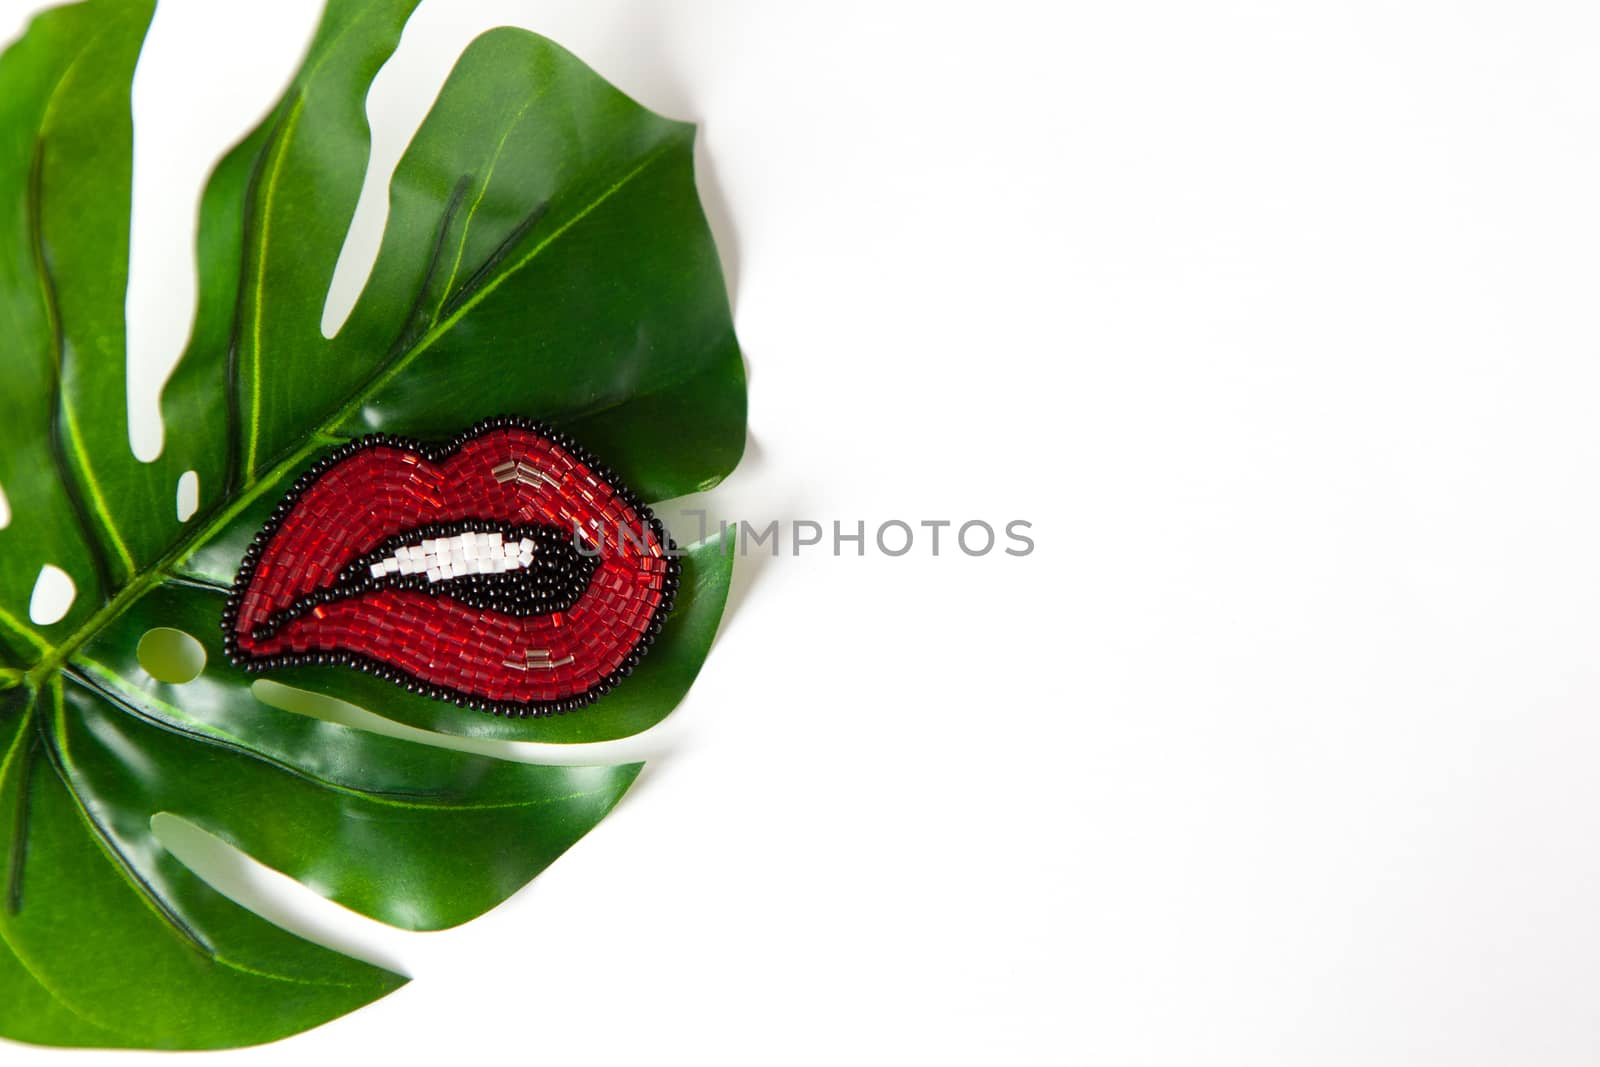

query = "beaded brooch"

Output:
[[222, 416, 679, 717]]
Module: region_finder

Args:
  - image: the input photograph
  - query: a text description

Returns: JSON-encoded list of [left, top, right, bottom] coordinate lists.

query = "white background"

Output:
[[7, 0, 1600, 1063]]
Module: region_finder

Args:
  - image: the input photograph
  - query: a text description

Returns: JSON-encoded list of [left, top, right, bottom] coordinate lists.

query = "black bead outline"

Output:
[[220, 415, 682, 719]]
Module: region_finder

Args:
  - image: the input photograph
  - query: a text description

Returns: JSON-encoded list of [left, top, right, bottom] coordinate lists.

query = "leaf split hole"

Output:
[[176, 470, 199, 522], [250, 679, 666, 766], [150, 814, 410, 975], [251, 679, 486, 755], [0, 480, 9, 529], [137, 627, 206, 684], [28, 565, 75, 625]]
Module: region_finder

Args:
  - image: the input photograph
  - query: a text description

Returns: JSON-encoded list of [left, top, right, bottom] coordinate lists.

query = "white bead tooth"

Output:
[[520, 537, 535, 553], [426, 566, 443, 583], [370, 563, 386, 578], [462, 537, 479, 560], [382, 558, 400, 574]]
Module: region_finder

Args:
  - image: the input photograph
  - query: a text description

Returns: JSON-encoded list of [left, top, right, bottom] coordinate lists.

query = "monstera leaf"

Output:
[[0, 0, 743, 1050]]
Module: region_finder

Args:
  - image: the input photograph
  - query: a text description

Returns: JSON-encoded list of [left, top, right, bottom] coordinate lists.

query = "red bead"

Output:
[[224, 419, 676, 715]]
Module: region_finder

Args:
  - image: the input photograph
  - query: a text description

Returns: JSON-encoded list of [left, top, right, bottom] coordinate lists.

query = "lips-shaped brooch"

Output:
[[222, 416, 679, 717]]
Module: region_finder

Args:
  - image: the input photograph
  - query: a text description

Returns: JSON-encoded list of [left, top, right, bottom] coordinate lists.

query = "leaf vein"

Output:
[[242, 95, 308, 479], [427, 95, 536, 327], [28, 30, 138, 584], [362, 134, 685, 406], [40, 679, 214, 955], [68, 661, 611, 812], [2, 699, 37, 914]]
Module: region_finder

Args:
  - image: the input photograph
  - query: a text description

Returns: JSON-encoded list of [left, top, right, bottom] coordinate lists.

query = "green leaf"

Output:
[[0, 0, 743, 1049], [0, 687, 407, 1049]]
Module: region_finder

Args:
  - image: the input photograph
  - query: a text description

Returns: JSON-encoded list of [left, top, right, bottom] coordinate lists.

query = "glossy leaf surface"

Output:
[[0, 0, 742, 1048]]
